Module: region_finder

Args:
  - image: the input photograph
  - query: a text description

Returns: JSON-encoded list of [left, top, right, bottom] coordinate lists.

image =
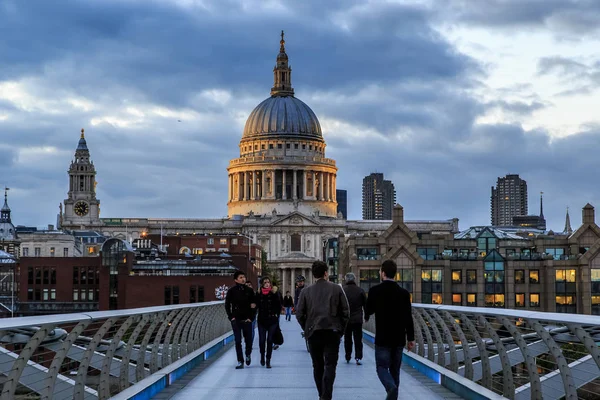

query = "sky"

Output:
[[1, 0, 600, 231]]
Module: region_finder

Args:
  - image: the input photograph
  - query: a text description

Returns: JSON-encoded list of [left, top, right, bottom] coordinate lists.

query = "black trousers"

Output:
[[258, 320, 277, 360], [231, 320, 253, 362], [307, 330, 341, 400], [344, 322, 363, 360]]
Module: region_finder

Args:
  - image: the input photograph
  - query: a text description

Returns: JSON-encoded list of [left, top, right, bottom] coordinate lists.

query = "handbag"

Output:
[[273, 325, 284, 346]]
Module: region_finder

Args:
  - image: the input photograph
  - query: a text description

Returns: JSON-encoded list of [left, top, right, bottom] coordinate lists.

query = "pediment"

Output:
[[270, 212, 320, 227], [570, 224, 600, 244], [378, 223, 417, 247]]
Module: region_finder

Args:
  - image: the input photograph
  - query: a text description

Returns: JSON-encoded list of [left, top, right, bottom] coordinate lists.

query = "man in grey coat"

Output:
[[296, 261, 350, 400], [342, 272, 367, 365]]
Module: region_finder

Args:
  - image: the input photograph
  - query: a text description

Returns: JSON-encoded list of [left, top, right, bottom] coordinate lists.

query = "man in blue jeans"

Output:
[[365, 260, 415, 400]]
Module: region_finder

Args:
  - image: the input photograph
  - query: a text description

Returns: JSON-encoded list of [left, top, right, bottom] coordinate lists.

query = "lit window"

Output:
[[220, 238, 227, 245], [232, 238, 238, 245], [529, 270, 539, 284], [452, 293, 462, 305], [530, 293, 540, 307], [451, 270, 462, 283], [50, 247, 55, 257], [515, 270, 525, 284], [515, 293, 525, 307]]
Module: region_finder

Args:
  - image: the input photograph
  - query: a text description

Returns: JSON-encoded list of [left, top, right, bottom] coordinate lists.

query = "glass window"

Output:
[[452, 270, 462, 283], [232, 238, 238, 245], [529, 270, 540, 284], [592, 269, 600, 294], [51, 268, 56, 285], [555, 269, 576, 283], [89, 289, 94, 301], [35, 247, 41, 257], [291, 234, 302, 252], [530, 293, 540, 307], [190, 286, 196, 303], [467, 293, 476, 306], [43, 269, 49, 285], [50, 289, 56, 300], [269, 144, 274, 149], [27, 288, 33, 301], [417, 247, 437, 260], [452, 293, 462, 305], [485, 294, 505, 307], [515, 293, 525, 307], [73, 267, 79, 285], [394, 269, 413, 293], [277, 143, 282, 149], [198, 286, 205, 302], [173, 286, 180, 305], [28, 268, 33, 285], [466, 270, 477, 284], [43, 289, 49, 301], [165, 286, 171, 305], [63, 248, 68, 257], [432, 293, 443, 304], [219, 238, 227, 245], [34, 289, 41, 301], [207, 238, 214, 245], [23, 247, 29, 257], [35, 268, 41, 285], [73, 290, 79, 301], [357, 248, 378, 260], [80, 290, 86, 301], [50, 247, 55, 257], [515, 270, 524, 284], [546, 248, 565, 260], [360, 269, 380, 292]]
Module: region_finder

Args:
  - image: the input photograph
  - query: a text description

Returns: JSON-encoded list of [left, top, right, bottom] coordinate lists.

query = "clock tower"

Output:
[[62, 129, 101, 228]]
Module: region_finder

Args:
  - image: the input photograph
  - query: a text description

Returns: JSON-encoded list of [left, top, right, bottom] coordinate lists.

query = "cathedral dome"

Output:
[[242, 96, 322, 139]]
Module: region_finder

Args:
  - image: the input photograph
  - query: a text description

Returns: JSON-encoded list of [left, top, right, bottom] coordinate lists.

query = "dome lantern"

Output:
[[271, 30, 294, 97]]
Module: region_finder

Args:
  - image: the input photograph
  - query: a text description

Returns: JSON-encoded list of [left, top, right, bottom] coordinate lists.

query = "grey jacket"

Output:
[[342, 281, 367, 324], [296, 279, 350, 339]]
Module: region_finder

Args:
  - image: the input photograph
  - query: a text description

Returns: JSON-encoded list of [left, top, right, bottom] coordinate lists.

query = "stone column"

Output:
[[293, 169, 298, 200], [312, 171, 317, 200], [307, 267, 313, 284], [253, 171, 258, 200], [238, 172, 244, 201], [333, 175, 336, 201], [262, 170, 267, 199], [318, 172, 323, 201], [282, 268, 287, 300], [245, 172, 251, 200], [303, 170, 308, 199], [282, 169, 287, 200], [328, 173, 332, 201], [227, 174, 231, 201]]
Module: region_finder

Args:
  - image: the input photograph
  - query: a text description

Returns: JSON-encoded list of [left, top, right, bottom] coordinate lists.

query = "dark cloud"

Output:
[[0, 0, 597, 233], [441, 0, 600, 37]]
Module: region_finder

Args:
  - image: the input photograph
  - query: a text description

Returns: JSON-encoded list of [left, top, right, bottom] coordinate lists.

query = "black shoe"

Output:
[[235, 362, 244, 369], [346, 359, 350, 364], [260, 354, 265, 366], [266, 360, 271, 369], [273, 345, 279, 350], [245, 355, 251, 366], [356, 358, 362, 365]]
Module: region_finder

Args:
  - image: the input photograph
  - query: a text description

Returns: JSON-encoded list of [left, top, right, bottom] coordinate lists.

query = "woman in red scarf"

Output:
[[256, 277, 282, 368]]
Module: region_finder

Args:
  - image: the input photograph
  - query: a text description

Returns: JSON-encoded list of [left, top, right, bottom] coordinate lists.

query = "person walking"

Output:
[[224, 270, 256, 369], [246, 281, 258, 345], [296, 261, 349, 400], [283, 291, 294, 321], [365, 260, 415, 400], [256, 277, 281, 368], [294, 275, 306, 306], [342, 272, 367, 365]]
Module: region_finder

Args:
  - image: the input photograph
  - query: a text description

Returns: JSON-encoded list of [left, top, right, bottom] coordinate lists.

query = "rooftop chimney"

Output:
[[582, 203, 595, 225], [392, 204, 404, 225]]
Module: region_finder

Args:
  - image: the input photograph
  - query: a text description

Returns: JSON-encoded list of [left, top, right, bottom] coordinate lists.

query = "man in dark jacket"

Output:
[[294, 274, 306, 306], [365, 260, 415, 400], [342, 272, 367, 365], [225, 270, 256, 369], [296, 261, 349, 400]]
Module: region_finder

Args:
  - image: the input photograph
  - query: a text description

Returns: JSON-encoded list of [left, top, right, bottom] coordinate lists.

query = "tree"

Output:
[[260, 250, 280, 287]]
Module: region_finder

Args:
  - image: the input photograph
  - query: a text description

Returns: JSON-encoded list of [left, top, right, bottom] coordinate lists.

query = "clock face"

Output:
[[74, 201, 89, 217]]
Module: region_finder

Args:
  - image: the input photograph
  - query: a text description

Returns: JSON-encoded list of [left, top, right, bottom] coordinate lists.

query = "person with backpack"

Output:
[[256, 276, 281, 368]]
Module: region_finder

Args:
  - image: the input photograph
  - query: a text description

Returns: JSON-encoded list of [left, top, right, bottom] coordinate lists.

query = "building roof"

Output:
[[0, 250, 16, 264], [242, 96, 322, 139], [454, 226, 525, 240]]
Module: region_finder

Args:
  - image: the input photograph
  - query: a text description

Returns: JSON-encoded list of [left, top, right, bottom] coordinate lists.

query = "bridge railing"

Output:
[[0, 301, 229, 400], [365, 304, 600, 400]]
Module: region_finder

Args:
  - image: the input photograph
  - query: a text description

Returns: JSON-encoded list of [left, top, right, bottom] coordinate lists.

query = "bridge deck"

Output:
[[168, 321, 463, 399]]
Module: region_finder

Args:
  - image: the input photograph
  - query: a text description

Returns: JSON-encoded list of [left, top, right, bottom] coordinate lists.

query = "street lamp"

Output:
[[236, 232, 253, 261]]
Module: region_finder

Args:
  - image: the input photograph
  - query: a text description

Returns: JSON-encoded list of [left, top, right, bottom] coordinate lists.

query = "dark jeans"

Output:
[[285, 307, 292, 320], [231, 320, 253, 362], [307, 330, 341, 400], [258, 320, 277, 360], [375, 345, 404, 400], [344, 322, 363, 360]]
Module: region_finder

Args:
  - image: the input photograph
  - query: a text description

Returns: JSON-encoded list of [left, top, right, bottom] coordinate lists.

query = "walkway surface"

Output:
[[169, 320, 463, 400]]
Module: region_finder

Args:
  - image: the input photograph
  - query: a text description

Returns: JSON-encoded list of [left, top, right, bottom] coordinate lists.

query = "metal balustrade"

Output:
[[365, 304, 600, 400], [0, 301, 230, 400]]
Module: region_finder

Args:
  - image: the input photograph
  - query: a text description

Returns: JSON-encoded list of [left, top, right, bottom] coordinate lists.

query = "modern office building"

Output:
[[336, 189, 347, 219], [491, 174, 528, 226], [362, 173, 396, 220]]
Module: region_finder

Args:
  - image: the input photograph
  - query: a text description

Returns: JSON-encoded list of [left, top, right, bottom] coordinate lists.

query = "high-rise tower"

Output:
[[62, 129, 101, 228], [362, 173, 396, 220], [491, 174, 528, 226]]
